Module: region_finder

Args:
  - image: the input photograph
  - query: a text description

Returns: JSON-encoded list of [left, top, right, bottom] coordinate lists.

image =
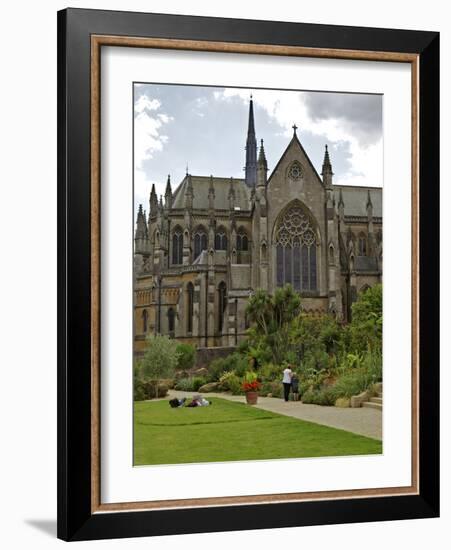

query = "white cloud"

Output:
[[215, 89, 383, 188], [134, 93, 173, 209]]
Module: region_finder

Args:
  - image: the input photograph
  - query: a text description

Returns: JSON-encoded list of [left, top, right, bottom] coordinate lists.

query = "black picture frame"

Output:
[[57, 7, 439, 541]]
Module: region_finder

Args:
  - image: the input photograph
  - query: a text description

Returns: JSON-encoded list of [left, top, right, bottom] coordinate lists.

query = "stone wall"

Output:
[[195, 346, 236, 368]]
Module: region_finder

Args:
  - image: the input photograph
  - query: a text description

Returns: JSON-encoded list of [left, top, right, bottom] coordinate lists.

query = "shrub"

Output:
[[134, 378, 146, 401], [174, 376, 207, 392], [332, 368, 377, 399], [207, 353, 249, 382], [302, 387, 336, 406], [219, 371, 242, 394], [259, 363, 281, 382], [176, 343, 196, 371], [260, 381, 283, 398], [331, 349, 382, 399], [302, 348, 331, 371], [192, 376, 207, 391], [207, 357, 230, 382], [143, 381, 169, 399], [298, 380, 312, 396], [160, 378, 175, 389]]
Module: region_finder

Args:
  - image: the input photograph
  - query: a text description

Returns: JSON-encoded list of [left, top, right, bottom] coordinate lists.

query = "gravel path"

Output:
[[169, 390, 382, 440]]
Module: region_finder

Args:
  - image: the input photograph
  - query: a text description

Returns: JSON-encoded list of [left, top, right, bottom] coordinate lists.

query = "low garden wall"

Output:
[[195, 346, 236, 368]]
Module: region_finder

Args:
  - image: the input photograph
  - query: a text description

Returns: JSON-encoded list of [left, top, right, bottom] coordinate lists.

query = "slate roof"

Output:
[[354, 256, 379, 272], [172, 175, 251, 211], [171, 175, 382, 218], [334, 186, 382, 218]]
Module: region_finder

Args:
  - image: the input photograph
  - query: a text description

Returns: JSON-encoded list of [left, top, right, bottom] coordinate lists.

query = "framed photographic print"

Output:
[[57, 8, 439, 541]]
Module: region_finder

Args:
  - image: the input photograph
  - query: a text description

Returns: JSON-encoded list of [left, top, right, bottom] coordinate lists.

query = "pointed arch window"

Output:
[[215, 229, 228, 251], [274, 203, 318, 291], [168, 307, 175, 338], [187, 282, 194, 334], [358, 233, 367, 256], [218, 282, 227, 333], [193, 229, 208, 260], [237, 231, 249, 251], [142, 309, 148, 333], [172, 228, 183, 265]]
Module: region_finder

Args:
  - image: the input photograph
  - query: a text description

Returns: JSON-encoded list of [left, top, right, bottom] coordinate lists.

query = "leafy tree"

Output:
[[246, 289, 272, 336], [175, 342, 196, 370], [352, 284, 382, 324], [349, 284, 383, 353], [246, 284, 301, 364], [272, 285, 301, 327], [140, 334, 180, 397]]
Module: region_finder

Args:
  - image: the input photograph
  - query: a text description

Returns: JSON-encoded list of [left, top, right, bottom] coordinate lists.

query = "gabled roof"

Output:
[[267, 132, 324, 188], [172, 175, 251, 211]]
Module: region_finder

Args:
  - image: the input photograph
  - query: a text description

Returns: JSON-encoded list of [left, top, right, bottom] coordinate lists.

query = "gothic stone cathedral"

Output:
[[134, 98, 382, 354]]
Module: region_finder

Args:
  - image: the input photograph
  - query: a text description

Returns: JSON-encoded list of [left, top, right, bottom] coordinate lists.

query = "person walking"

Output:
[[291, 372, 300, 401], [282, 365, 293, 402]]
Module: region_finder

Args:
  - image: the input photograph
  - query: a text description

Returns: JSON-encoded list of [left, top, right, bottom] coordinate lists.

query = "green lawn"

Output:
[[134, 397, 381, 465]]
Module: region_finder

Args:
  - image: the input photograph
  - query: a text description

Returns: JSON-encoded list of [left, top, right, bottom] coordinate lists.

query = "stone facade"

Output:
[[134, 99, 382, 353]]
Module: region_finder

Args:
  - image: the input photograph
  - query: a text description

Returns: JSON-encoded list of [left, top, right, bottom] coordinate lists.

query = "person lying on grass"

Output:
[[169, 395, 212, 408]]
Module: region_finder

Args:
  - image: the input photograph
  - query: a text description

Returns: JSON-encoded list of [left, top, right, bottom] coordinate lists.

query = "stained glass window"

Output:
[[237, 232, 249, 251], [172, 230, 183, 265], [194, 231, 208, 260], [215, 231, 228, 251], [274, 204, 318, 291], [358, 233, 367, 256]]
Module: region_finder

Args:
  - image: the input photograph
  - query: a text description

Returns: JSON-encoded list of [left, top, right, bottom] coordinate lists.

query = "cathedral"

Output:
[[134, 98, 382, 353]]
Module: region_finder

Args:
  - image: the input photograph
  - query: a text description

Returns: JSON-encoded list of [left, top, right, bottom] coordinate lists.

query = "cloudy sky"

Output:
[[134, 83, 382, 213]]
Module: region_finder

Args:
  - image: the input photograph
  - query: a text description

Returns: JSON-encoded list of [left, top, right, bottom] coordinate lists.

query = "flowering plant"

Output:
[[242, 371, 261, 393]]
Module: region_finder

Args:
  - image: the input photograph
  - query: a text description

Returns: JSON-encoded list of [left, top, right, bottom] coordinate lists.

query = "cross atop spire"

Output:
[[292, 123, 298, 135]]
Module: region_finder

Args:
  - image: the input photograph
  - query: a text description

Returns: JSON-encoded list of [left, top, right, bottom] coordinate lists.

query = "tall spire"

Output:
[[244, 96, 257, 189], [258, 139, 267, 169], [257, 139, 268, 188], [135, 204, 146, 240], [321, 144, 334, 187], [164, 174, 173, 209], [149, 183, 158, 218]]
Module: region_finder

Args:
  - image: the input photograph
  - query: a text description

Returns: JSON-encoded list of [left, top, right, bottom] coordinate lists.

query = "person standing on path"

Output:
[[291, 371, 300, 401], [282, 365, 293, 402]]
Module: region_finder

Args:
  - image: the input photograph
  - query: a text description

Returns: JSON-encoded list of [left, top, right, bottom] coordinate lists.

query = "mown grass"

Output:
[[134, 397, 382, 466]]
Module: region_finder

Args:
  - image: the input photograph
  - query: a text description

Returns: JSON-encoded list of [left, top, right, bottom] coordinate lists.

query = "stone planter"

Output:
[[245, 391, 258, 405]]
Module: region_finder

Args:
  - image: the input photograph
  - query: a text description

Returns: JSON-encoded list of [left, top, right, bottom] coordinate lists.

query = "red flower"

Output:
[[242, 380, 261, 393]]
